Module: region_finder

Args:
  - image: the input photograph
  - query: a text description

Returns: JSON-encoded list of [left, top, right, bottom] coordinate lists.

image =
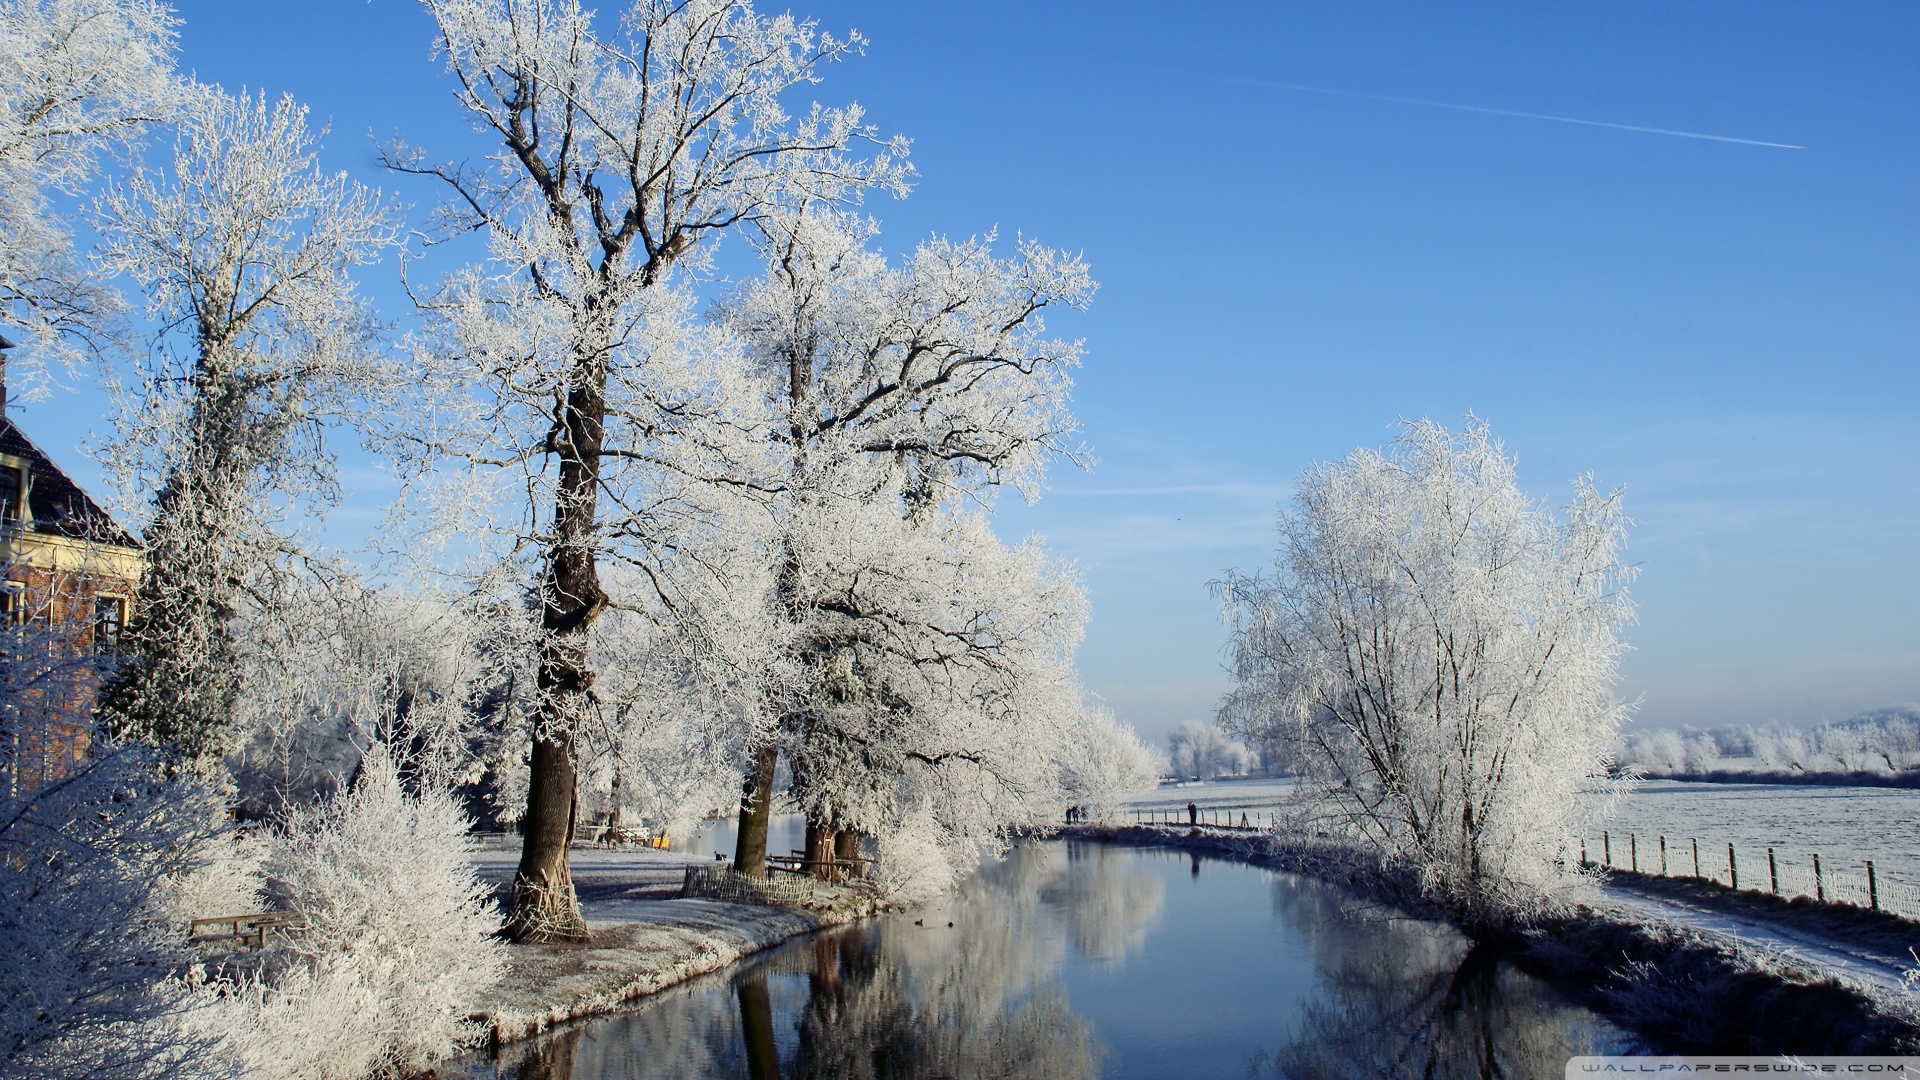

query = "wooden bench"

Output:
[[767, 851, 875, 881], [188, 911, 305, 952]]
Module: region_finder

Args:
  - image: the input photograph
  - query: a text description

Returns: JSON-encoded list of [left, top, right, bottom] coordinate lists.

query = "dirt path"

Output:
[[1600, 881, 1914, 993]]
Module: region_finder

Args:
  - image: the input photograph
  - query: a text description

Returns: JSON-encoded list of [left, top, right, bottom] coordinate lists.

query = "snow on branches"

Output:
[[0, 0, 182, 383], [187, 745, 505, 1080], [710, 204, 1097, 886], [1217, 418, 1636, 928], [391, 0, 912, 940], [92, 88, 398, 766]]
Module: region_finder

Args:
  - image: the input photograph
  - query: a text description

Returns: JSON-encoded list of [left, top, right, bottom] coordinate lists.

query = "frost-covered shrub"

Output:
[[0, 743, 230, 1080], [870, 809, 961, 906], [158, 828, 267, 931], [196, 745, 503, 1079], [1059, 705, 1161, 817], [0, 607, 231, 1080]]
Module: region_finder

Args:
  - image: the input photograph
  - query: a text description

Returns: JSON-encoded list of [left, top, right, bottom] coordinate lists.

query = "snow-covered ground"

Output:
[[465, 841, 883, 1043], [469, 844, 720, 921], [1103, 776, 1919, 910], [1597, 884, 1911, 994]]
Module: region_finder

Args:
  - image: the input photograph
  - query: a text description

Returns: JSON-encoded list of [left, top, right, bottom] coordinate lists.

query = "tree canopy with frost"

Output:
[[714, 205, 1093, 881], [1216, 418, 1634, 929], [1058, 703, 1161, 818], [1166, 719, 1255, 780], [0, 0, 180, 384], [92, 88, 397, 767], [389, 0, 908, 941]]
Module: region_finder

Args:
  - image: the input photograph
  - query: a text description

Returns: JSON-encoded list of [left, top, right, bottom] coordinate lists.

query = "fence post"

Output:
[[1868, 861, 1879, 911], [1630, 833, 1638, 873], [1692, 838, 1700, 879], [1581, 839, 1587, 865], [1768, 848, 1778, 894], [1603, 831, 1611, 868], [1729, 843, 1738, 890], [1813, 854, 1824, 903], [1659, 835, 1668, 876]]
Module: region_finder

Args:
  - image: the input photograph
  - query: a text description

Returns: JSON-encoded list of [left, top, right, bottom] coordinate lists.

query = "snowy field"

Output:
[[1104, 775, 1917, 910], [1109, 776, 1301, 817], [1588, 780, 1920, 905]]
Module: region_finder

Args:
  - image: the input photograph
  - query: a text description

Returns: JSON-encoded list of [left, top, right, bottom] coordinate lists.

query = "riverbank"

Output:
[[1061, 822, 1920, 1054], [1629, 769, 1920, 789], [464, 846, 893, 1045]]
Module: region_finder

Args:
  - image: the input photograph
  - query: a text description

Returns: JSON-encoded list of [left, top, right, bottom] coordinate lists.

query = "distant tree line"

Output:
[[1615, 706, 1920, 781]]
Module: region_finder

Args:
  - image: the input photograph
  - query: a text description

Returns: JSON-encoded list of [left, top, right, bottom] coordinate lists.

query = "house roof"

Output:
[[0, 417, 142, 549]]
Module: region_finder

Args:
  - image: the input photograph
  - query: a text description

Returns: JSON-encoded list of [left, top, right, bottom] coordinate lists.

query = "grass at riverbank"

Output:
[[1062, 822, 1920, 1054], [1628, 769, 1920, 789]]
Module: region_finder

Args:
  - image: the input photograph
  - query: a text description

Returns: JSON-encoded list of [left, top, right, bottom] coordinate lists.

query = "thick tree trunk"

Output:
[[506, 345, 608, 943], [805, 818, 836, 882], [505, 731, 587, 941], [734, 743, 779, 878], [834, 828, 862, 880]]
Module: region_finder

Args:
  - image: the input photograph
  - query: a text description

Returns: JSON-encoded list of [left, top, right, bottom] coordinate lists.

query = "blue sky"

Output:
[[18, 1, 1918, 747]]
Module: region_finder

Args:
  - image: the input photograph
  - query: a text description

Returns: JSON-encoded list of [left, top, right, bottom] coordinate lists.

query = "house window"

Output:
[[0, 466, 20, 524], [93, 596, 125, 653], [1, 582, 23, 626]]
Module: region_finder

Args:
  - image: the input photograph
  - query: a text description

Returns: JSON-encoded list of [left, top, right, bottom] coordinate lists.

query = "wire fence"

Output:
[[1582, 830, 1920, 921]]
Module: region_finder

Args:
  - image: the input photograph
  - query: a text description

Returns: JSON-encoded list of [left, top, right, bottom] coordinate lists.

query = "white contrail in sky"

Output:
[[1225, 78, 1804, 149]]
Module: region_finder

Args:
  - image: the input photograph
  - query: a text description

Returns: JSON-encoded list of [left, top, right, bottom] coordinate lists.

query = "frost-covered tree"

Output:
[[0, 0, 181, 386], [1217, 418, 1635, 929], [0, 608, 228, 1080], [714, 205, 1093, 880], [389, 0, 907, 940], [92, 89, 397, 767], [1166, 719, 1254, 780], [786, 505, 1089, 891], [1057, 703, 1161, 819]]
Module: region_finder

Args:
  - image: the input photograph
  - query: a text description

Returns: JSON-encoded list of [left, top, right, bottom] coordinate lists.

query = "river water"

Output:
[[474, 840, 1634, 1079]]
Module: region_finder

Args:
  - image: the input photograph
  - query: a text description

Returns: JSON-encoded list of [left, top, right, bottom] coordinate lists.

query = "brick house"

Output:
[[0, 344, 143, 792]]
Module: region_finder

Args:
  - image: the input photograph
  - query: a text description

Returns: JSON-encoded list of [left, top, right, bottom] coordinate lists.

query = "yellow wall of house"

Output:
[[0, 530, 142, 584]]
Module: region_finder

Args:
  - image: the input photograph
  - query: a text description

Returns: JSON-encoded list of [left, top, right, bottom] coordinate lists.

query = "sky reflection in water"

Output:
[[479, 841, 1632, 1079]]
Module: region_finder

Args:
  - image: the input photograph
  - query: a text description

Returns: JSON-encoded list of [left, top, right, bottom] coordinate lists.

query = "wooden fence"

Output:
[[1583, 831, 1919, 921], [682, 864, 815, 906]]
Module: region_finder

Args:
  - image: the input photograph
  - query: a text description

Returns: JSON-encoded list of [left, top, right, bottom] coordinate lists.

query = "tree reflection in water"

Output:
[[1252, 876, 1628, 1078], [485, 843, 1623, 1080], [494, 843, 1135, 1080]]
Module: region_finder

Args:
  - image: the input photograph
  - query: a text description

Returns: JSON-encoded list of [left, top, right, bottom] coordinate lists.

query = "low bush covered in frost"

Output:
[[191, 745, 504, 1080], [0, 743, 229, 1080]]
